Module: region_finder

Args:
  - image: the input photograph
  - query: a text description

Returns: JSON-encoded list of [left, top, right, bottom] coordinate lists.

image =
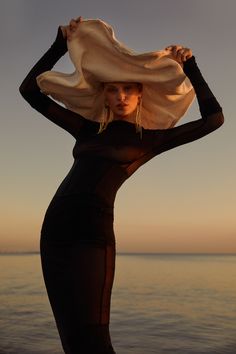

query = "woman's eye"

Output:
[[124, 85, 137, 93], [124, 86, 133, 91], [107, 87, 117, 93]]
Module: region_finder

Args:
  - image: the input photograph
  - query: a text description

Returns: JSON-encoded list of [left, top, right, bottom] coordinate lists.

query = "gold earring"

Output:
[[135, 97, 142, 139]]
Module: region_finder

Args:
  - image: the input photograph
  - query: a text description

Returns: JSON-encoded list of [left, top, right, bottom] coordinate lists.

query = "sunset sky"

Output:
[[0, 0, 235, 253]]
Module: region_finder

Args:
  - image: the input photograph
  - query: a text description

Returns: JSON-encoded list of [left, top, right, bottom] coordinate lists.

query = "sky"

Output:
[[0, 0, 235, 253]]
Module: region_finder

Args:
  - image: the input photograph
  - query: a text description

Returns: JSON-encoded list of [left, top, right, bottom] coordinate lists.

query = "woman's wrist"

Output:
[[52, 26, 68, 55], [182, 56, 206, 86], [183, 56, 197, 73]]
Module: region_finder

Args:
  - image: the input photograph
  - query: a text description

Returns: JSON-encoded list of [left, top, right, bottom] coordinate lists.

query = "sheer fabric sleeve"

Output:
[[125, 57, 224, 177], [151, 56, 224, 153], [19, 27, 87, 138]]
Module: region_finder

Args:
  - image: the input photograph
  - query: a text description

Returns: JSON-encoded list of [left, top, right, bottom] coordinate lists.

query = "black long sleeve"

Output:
[[149, 56, 224, 153], [183, 56, 223, 120], [19, 27, 87, 138]]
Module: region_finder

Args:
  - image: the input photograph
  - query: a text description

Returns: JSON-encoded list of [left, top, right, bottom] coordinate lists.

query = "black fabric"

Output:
[[19, 26, 224, 354], [41, 195, 115, 245], [183, 56, 223, 118], [40, 241, 116, 354]]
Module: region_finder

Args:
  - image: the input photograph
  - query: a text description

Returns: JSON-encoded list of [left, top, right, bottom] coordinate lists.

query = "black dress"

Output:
[[19, 27, 224, 354]]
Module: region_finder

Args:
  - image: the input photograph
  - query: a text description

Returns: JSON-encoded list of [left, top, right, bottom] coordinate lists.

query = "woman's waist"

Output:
[[51, 192, 114, 213]]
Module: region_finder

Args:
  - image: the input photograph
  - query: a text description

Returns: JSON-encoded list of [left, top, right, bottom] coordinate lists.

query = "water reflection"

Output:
[[1, 253, 236, 353]]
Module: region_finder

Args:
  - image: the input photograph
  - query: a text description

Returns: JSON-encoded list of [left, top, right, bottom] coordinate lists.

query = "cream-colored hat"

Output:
[[37, 19, 195, 129]]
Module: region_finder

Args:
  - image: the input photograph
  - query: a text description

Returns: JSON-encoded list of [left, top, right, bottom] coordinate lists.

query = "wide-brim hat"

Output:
[[37, 19, 195, 129]]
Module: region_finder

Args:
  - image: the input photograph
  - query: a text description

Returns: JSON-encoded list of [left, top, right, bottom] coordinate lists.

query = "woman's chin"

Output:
[[113, 109, 135, 120]]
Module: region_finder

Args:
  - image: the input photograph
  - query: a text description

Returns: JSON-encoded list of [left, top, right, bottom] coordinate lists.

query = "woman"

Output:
[[19, 17, 223, 354]]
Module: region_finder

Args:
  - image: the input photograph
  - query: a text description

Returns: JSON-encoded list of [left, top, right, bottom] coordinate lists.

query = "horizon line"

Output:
[[1, 251, 236, 256]]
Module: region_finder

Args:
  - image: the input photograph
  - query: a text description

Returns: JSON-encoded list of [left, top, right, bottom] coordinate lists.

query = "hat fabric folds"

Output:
[[36, 19, 195, 129]]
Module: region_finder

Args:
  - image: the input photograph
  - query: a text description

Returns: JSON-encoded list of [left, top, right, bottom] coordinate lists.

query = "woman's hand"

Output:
[[60, 16, 83, 41], [165, 45, 193, 63]]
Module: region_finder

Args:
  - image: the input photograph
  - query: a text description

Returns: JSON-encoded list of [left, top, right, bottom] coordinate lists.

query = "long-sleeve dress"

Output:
[[19, 27, 224, 354]]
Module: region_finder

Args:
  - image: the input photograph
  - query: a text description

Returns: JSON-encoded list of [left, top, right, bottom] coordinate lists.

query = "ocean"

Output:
[[0, 253, 236, 354]]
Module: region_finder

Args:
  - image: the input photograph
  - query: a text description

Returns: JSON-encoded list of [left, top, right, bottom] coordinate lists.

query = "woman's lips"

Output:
[[116, 103, 128, 108]]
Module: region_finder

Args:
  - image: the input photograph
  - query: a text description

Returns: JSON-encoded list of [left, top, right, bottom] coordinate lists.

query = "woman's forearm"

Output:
[[149, 56, 224, 155], [183, 56, 223, 122], [19, 27, 67, 99], [18, 27, 87, 138]]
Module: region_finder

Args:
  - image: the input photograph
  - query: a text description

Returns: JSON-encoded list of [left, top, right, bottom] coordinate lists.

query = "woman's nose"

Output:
[[117, 90, 126, 101]]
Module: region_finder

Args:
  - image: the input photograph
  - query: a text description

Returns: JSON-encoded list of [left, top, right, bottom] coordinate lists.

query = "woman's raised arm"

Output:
[[151, 49, 224, 154], [19, 20, 87, 139]]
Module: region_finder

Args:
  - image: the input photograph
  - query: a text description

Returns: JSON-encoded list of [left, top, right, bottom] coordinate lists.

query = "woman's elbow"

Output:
[[19, 82, 28, 99], [19, 82, 34, 102], [206, 111, 224, 132]]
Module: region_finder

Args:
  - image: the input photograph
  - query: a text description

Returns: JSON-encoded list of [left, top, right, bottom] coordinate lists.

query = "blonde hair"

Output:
[[98, 105, 114, 133]]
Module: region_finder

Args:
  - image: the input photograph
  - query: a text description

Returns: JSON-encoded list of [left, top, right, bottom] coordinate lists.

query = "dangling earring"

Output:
[[135, 97, 142, 139], [98, 104, 114, 134]]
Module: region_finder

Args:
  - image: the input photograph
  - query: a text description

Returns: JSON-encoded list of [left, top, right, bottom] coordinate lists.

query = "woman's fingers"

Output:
[[180, 48, 192, 62], [165, 45, 192, 62], [69, 16, 83, 30], [69, 19, 78, 31], [60, 25, 67, 38], [60, 17, 82, 39], [75, 16, 83, 23]]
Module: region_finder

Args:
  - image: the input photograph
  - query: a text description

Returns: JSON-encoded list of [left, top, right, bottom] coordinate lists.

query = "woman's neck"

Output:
[[113, 112, 136, 123]]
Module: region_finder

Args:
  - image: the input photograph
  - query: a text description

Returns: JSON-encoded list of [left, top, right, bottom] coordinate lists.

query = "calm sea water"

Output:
[[0, 253, 236, 354]]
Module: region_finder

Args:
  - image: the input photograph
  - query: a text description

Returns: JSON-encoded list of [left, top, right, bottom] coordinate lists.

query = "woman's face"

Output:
[[104, 82, 142, 119]]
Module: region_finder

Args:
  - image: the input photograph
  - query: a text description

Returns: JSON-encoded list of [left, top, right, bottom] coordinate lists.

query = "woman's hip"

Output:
[[41, 194, 115, 245]]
